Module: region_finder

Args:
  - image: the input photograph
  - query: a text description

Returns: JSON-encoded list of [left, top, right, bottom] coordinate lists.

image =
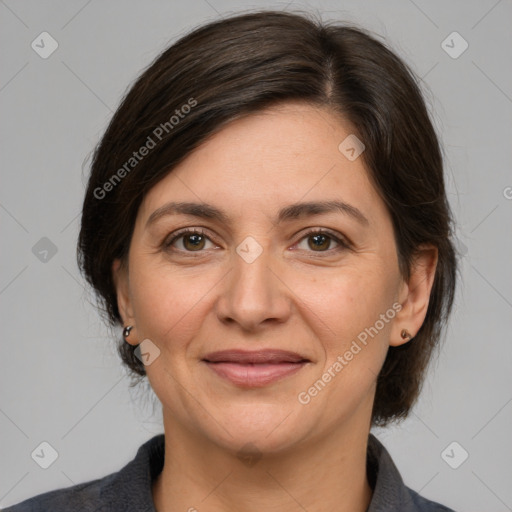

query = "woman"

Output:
[[4, 9, 457, 512]]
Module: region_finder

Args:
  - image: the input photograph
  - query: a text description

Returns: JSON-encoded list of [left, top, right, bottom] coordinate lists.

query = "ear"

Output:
[[390, 244, 438, 347], [112, 258, 137, 345]]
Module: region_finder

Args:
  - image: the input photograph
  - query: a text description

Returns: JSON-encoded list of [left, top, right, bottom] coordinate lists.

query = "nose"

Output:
[[215, 241, 292, 332]]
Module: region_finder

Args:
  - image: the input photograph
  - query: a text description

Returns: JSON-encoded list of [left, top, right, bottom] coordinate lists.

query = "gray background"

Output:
[[1, 0, 511, 510]]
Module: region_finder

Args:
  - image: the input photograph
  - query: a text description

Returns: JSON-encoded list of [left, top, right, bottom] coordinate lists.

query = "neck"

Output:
[[152, 412, 373, 512]]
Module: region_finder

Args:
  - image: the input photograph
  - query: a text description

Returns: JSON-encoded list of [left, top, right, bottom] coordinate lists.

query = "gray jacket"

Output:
[[2, 433, 456, 511]]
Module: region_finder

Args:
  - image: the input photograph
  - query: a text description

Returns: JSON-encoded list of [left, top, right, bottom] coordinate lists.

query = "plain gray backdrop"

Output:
[[1, 0, 511, 510]]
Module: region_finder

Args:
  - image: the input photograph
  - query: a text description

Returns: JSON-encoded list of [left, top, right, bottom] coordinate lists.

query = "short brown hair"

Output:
[[77, 9, 457, 426]]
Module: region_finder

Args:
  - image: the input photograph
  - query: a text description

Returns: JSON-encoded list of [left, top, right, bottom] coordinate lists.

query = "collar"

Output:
[[98, 433, 453, 511]]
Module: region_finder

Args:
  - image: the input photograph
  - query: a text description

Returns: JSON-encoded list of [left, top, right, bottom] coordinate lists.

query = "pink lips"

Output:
[[202, 349, 309, 387]]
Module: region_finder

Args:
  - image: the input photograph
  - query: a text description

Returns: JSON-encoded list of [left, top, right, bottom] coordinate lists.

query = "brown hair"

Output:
[[77, 9, 457, 426]]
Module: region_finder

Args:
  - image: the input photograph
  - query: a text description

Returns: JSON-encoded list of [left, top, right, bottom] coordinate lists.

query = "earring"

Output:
[[400, 329, 412, 340], [123, 325, 134, 339]]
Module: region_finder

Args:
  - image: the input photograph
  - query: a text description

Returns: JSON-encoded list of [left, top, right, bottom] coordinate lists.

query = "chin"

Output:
[[201, 402, 308, 455]]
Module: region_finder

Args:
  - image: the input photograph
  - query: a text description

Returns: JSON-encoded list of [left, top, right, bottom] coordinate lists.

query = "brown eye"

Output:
[[295, 229, 349, 253], [182, 233, 206, 251], [307, 233, 331, 251], [165, 229, 215, 252]]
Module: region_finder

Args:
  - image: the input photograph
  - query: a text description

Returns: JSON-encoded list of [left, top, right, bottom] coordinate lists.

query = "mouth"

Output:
[[202, 349, 310, 388]]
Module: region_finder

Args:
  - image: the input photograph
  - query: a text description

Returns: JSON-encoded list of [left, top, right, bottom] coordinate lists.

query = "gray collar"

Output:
[[3, 432, 455, 511], [101, 433, 454, 512]]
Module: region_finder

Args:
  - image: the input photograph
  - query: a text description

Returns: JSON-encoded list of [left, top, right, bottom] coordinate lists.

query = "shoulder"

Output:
[[2, 434, 165, 512], [405, 486, 456, 512], [367, 433, 457, 512], [1, 475, 113, 512]]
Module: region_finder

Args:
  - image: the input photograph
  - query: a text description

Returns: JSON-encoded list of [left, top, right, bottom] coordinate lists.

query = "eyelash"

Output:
[[163, 227, 350, 255]]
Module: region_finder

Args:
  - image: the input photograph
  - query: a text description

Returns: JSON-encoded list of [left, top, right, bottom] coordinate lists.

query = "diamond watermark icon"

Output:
[[134, 338, 161, 366], [31, 441, 59, 469], [237, 442, 262, 467], [338, 134, 365, 161], [236, 236, 263, 264], [441, 441, 469, 469], [31, 31, 59, 59], [441, 32, 468, 59], [32, 237, 58, 263]]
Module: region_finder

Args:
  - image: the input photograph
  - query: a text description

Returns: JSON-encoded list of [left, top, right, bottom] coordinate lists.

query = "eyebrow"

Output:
[[145, 200, 370, 229]]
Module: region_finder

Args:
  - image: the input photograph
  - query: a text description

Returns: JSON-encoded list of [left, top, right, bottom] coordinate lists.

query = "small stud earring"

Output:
[[400, 329, 412, 340], [123, 325, 134, 339]]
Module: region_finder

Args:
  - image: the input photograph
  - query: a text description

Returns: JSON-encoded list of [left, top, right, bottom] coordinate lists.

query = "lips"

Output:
[[203, 349, 308, 364], [202, 349, 310, 387]]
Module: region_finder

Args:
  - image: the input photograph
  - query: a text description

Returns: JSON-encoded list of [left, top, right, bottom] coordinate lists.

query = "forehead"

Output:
[[138, 101, 385, 227]]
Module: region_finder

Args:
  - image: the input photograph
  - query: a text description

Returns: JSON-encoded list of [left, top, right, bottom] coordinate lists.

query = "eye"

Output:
[[163, 227, 350, 255], [294, 229, 350, 254], [164, 228, 217, 252]]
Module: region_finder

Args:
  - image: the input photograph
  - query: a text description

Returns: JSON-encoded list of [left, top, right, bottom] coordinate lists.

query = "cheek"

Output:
[[129, 260, 221, 349], [297, 264, 396, 371], [301, 263, 395, 330], [288, 268, 396, 429]]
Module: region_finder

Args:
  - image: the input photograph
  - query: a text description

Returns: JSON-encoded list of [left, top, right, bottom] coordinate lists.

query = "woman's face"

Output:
[[113, 102, 428, 454]]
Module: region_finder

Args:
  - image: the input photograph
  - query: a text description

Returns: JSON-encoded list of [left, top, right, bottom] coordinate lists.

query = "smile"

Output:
[[202, 349, 310, 387]]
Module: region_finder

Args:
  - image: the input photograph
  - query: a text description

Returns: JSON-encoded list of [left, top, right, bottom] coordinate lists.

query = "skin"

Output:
[[113, 101, 438, 512]]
